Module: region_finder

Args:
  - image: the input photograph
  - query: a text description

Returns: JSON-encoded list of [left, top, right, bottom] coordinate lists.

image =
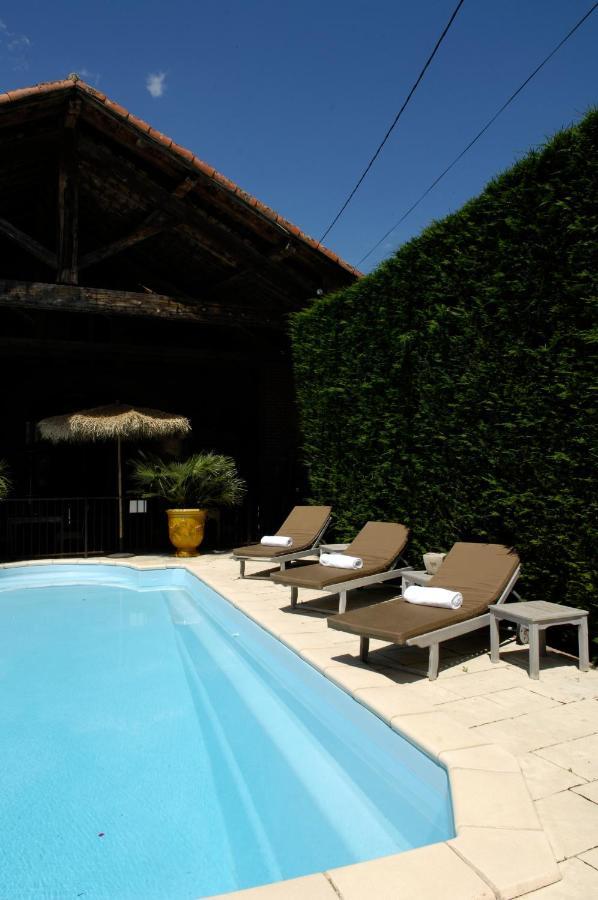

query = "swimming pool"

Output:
[[0, 564, 454, 899]]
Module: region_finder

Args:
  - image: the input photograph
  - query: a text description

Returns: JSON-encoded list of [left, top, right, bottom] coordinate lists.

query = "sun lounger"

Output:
[[328, 542, 521, 680], [233, 505, 332, 577], [270, 521, 409, 613]]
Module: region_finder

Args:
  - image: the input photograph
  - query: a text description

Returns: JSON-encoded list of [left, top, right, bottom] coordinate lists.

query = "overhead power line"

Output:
[[358, 1, 598, 267], [318, 0, 466, 245]]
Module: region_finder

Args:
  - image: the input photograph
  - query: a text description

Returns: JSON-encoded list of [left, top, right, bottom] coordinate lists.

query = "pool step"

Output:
[[174, 628, 285, 887], [172, 611, 407, 873]]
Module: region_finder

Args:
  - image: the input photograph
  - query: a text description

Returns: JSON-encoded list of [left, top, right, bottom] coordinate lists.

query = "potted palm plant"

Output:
[[131, 452, 245, 557], [0, 460, 11, 500]]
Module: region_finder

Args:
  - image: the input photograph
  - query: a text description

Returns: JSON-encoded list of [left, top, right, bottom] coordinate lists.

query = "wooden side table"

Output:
[[489, 600, 590, 680]]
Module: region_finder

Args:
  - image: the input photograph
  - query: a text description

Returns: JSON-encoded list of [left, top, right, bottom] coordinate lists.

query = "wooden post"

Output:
[[57, 100, 80, 285]]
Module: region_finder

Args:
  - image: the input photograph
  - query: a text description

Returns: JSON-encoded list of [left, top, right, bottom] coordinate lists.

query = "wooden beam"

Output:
[[78, 218, 173, 272], [204, 241, 299, 302], [0, 217, 57, 269], [56, 100, 81, 284], [77, 137, 314, 298], [0, 280, 284, 329], [0, 335, 278, 367], [77, 176, 198, 273]]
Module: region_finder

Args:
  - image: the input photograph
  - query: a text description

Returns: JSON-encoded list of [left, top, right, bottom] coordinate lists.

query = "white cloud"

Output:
[[8, 35, 30, 51], [146, 72, 166, 98], [77, 67, 101, 86], [0, 18, 31, 70]]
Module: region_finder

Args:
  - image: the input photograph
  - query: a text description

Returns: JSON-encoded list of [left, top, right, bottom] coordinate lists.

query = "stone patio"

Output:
[[4, 552, 597, 899]]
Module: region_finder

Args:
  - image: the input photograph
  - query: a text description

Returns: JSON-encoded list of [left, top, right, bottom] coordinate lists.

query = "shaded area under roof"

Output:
[[0, 77, 360, 327]]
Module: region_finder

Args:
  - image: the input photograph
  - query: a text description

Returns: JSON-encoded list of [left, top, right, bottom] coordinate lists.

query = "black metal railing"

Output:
[[0, 497, 162, 561], [0, 496, 254, 562]]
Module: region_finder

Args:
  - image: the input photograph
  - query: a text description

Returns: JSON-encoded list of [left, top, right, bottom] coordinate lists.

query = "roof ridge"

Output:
[[0, 77, 361, 279]]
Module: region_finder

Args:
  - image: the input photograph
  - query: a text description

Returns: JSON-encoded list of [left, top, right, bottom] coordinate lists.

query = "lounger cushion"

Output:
[[271, 521, 409, 589], [233, 506, 331, 558], [328, 542, 519, 644]]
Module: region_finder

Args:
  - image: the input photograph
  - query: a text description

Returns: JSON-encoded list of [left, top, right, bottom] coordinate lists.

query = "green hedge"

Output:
[[291, 110, 597, 635]]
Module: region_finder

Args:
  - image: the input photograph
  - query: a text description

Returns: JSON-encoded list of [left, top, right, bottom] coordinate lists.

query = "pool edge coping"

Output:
[[1, 556, 562, 900]]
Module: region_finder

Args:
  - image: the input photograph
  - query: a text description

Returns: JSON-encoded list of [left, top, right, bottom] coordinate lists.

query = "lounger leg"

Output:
[[428, 644, 439, 681], [360, 637, 370, 663], [280, 560, 286, 572], [579, 617, 590, 672], [339, 590, 347, 614], [290, 586, 298, 609], [240, 560, 245, 578]]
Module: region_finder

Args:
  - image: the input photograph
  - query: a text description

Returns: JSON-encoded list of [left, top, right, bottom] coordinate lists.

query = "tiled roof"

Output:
[[0, 78, 361, 278]]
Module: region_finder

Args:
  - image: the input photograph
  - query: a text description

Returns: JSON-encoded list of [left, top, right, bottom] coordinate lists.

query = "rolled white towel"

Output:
[[260, 535, 293, 548], [404, 585, 463, 609], [320, 552, 363, 570]]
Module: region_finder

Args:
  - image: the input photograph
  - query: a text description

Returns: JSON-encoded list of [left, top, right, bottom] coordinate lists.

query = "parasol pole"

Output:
[[117, 435, 124, 551]]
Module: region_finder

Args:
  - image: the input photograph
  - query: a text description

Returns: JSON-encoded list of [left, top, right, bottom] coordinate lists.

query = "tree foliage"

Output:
[[291, 110, 597, 635]]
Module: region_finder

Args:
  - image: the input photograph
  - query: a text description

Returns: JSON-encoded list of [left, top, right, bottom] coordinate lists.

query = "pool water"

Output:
[[0, 565, 454, 899]]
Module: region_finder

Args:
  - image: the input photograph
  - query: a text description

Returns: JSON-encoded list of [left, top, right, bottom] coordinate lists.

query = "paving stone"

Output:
[[437, 667, 528, 699], [449, 827, 560, 899], [353, 685, 434, 719], [208, 873, 338, 899], [578, 848, 598, 870], [571, 779, 598, 803], [438, 651, 509, 677], [391, 711, 486, 757], [536, 733, 598, 781], [535, 790, 598, 860], [438, 695, 518, 727], [324, 664, 398, 692], [402, 680, 464, 704], [518, 753, 586, 800], [440, 744, 521, 773], [246, 614, 325, 636], [450, 769, 540, 831], [471, 718, 559, 757], [526, 673, 598, 704], [277, 630, 360, 650], [515, 700, 598, 744], [486, 686, 561, 716], [524, 858, 598, 898], [328, 843, 495, 899], [300, 643, 368, 669]]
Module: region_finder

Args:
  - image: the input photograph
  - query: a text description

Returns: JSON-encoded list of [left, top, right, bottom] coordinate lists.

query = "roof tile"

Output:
[[103, 98, 130, 120], [170, 142, 194, 163], [148, 127, 172, 149]]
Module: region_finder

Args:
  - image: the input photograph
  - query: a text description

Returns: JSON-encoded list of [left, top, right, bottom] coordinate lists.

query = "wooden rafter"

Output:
[[77, 137, 317, 299], [56, 99, 81, 284], [0, 216, 57, 269], [77, 176, 199, 273]]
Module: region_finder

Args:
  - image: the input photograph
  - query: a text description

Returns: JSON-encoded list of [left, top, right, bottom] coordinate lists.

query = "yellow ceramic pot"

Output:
[[166, 509, 206, 557]]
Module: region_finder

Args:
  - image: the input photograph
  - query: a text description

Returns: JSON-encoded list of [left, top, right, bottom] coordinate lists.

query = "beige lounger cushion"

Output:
[[270, 521, 409, 589], [233, 506, 331, 558], [328, 542, 520, 644]]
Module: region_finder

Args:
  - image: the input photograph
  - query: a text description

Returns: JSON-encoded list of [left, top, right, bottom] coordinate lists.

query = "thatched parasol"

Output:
[[38, 404, 191, 552]]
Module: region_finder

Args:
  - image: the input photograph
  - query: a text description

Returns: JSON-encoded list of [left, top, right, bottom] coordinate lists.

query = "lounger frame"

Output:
[[235, 515, 332, 578], [291, 556, 410, 614], [359, 564, 521, 681]]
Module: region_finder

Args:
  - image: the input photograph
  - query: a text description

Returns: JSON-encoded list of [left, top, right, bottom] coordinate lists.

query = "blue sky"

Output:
[[1, 0, 596, 272]]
